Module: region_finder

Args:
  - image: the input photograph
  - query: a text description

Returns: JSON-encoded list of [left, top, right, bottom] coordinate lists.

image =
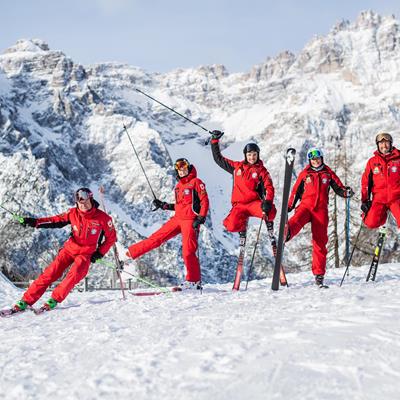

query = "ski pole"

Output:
[[244, 218, 264, 290], [339, 223, 363, 286], [98, 187, 127, 300], [97, 259, 172, 295], [134, 88, 214, 144], [122, 124, 158, 200], [0, 203, 25, 224]]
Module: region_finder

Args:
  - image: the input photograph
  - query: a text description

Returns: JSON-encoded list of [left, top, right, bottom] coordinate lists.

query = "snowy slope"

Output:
[[1, 265, 400, 400]]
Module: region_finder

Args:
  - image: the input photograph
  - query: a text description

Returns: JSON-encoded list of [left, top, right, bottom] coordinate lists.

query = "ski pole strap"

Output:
[[13, 214, 25, 224], [0, 204, 25, 224]]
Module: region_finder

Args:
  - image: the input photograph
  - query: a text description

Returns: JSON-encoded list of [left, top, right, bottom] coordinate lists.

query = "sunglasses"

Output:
[[307, 150, 322, 160]]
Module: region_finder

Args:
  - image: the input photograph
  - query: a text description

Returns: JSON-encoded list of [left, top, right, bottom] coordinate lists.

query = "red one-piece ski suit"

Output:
[[22, 204, 117, 305], [211, 138, 276, 232], [127, 166, 209, 282], [287, 164, 348, 276], [361, 147, 400, 229]]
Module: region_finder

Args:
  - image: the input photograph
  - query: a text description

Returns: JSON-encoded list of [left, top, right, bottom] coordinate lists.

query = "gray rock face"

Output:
[[1, 11, 399, 284]]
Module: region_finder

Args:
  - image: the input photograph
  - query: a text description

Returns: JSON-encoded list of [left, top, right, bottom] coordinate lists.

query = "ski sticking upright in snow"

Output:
[[271, 148, 296, 291], [232, 231, 247, 290], [366, 226, 386, 282]]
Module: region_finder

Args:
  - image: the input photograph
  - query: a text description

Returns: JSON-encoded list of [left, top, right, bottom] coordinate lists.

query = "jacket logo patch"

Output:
[[252, 172, 258, 179], [107, 220, 114, 229], [236, 169, 242, 176], [373, 167, 380, 174], [306, 176, 312, 183], [91, 229, 97, 235], [322, 178, 328, 184], [392, 166, 398, 172], [184, 189, 190, 195], [199, 183, 205, 190]]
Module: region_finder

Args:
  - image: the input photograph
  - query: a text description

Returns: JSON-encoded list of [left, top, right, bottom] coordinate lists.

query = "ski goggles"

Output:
[[174, 159, 190, 170], [75, 189, 93, 202], [307, 149, 323, 160], [376, 132, 392, 144]]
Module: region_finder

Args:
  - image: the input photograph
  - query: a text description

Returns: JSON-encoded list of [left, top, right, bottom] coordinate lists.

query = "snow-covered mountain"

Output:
[[1, 10, 400, 284]]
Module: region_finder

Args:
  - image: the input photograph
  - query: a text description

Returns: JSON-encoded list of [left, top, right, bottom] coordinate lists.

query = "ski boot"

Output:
[[34, 298, 58, 315], [179, 280, 203, 292], [0, 299, 28, 317], [315, 274, 329, 289]]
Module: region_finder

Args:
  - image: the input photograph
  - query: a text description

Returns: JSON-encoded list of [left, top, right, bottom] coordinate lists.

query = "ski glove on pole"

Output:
[[261, 200, 272, 214], [192, 216, 206, 229], [90, 250, 103, 263], [211, 130, 224, 140], [21, 217, 37, 228], [361, 200, 372, 214], [152, 199, 169, 211]]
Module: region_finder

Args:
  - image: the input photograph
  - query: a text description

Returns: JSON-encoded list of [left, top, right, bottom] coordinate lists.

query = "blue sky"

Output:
[[2, 0, 400, 73]]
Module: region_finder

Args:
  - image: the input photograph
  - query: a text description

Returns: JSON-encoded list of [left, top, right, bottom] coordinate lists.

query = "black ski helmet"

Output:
[[243, 143, 260, 162], [75, 187, 93, 203]]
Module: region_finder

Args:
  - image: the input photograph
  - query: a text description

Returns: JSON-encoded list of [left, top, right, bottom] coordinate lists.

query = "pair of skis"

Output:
[[232, 148, 295, 291], [366, 226, 386, 282], [340, 225, 387, 286]]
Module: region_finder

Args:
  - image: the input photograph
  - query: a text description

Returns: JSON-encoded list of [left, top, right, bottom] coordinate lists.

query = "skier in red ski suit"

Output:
[[361, 132, 400, 229], [287, 148, 354, 286], [210, 130, 277, 233], [13, 188, 117, 312], [126, 159, 209, 289]]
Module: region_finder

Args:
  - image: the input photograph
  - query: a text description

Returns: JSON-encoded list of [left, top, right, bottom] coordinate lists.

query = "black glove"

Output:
[[90, 250, 103, 263], [345, 186, 354, 198], [152, 199, 168, 211], [261, 200, 272, 214], [193, 216, 206, 229], [361, 200, 372, 214], [211, 130, 224, 140], [21, 217, 37, 228]]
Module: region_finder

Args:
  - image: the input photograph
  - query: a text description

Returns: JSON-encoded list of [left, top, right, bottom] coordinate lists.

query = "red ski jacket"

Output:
[[165, 165, 209, 220], [211, 139, 275, 204], [288, 164, 347, 211], [361, 147, 400, 204], [34, 204, 117, 256]]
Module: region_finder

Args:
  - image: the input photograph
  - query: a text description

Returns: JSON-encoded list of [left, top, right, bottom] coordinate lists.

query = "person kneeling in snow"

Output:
[[12, 188, 117, 313], [126, 158, 209, 290], [286, 148, 354, 287]]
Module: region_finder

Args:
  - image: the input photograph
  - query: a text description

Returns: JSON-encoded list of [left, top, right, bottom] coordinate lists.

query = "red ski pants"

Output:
[[363, 200, 400, 229], [287, 206, 328, 276], [22, 248, 91, 305], [223, 200, 277, 232], [128, 217, 201, 282]]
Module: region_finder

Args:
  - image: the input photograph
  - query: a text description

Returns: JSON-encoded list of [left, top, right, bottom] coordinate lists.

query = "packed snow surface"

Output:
[[1, 265, 400, 400]]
